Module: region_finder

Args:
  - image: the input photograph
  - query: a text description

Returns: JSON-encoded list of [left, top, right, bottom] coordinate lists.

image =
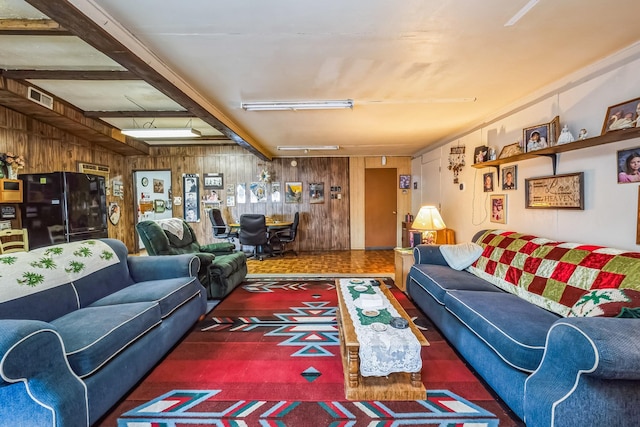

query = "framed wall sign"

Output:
[[525, 172, 584, 209], [204, 173, 224, 189]]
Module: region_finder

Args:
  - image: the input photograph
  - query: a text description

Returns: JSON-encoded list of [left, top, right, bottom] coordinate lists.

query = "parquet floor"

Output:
[[246, 250, 395, 276]]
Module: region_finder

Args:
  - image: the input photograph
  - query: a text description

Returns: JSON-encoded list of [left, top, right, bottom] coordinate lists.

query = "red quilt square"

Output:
[[499, 250, 517, 266], [523, 257, 543, 274], [580, 253, 615, 270], [558, 286, 588, 308], [520, 242, 541, 255], [485, 260, 498, 275], [591, 271, 625, 289], [545, 247, 570, 261], [497, 237, 514, 249], [575, 244, 605, 252], [505, 266, 522, 285], [527, 276, 548, 295], [622, 252, 640, 260], [550, 262, 577, 283]]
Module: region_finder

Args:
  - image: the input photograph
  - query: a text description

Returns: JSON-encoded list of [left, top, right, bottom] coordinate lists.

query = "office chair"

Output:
[[271, 212, 299, 256], [208, 208, 239, 242], [238, 214, 268, 261], [0, 228, 29, 254]]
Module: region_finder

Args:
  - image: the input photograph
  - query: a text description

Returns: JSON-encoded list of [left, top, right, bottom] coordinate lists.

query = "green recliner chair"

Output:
[[136, 218, 247, 299]]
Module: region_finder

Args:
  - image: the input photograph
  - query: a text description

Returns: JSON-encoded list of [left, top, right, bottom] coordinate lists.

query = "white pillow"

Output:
[[439, 242, 484, 271]]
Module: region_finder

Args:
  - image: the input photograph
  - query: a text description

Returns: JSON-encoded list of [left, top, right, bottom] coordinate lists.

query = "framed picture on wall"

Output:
[[399, 175, 411, 189], [203, 173, 224, 189], [285, 182, 302, 203], [525, 173, 584, 209], [616, 146, 640, 183], [490, 194, 506, 224], [183, 173, 200, 222], [483, 172, 494, 192], [309, 182, 324, 204], [501, 165, 517, 190]]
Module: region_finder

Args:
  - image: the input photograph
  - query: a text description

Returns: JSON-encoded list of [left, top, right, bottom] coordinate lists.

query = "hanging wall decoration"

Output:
[[448, 144, 466, 184], [183, 173, 200, 222], [249, 182, 267, 203], [309, 182, 325, 204]]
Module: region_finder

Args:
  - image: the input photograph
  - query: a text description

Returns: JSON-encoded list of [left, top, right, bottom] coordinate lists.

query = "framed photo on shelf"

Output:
[[525, 172, 584, 209], [602, 96, 640, 134], [501, 165, 517, 190], [498, 142, 523, 159], [474, 145, 489, 164], [490, 194, 506, 224], [523, 116, 560, 152]]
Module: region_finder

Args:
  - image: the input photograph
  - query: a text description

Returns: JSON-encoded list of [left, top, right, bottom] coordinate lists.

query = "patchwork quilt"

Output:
[[467, 230, 640, 317]]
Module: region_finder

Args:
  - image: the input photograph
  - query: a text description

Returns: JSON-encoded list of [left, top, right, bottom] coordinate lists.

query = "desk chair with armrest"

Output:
[[208, 208, 239, 242], [136, 218, 247, 299], [0, 228, 29, 254], [238, 214, 269, 261], [271, 212, 299, 256]]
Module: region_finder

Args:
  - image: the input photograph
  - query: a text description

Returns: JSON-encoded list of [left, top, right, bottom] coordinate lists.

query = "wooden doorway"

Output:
[[365, 168, 397, 249]]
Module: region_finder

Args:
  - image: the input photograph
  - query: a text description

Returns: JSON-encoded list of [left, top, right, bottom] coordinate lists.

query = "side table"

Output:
[[394, 247, 414, 292]]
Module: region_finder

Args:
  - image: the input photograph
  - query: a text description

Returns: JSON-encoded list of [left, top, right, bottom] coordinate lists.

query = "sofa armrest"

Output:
[[412, 244, 449, 265], [524, 317, 640, 426], [127, 254, 202, 282], [200, 242, 235, 255], [0, 319, 88, 426]]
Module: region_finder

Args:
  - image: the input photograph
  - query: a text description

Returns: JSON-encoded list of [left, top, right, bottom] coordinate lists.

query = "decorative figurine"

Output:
[[557, 125, 575, 145], [578, 128, 588, 140]]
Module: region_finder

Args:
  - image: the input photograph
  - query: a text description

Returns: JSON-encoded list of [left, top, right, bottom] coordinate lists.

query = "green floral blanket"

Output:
[[0, 240, 118, 303]]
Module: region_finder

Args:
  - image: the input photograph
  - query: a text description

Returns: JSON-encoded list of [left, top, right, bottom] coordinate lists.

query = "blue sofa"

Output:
[[0, 238, 207, 426], [408, 230, 640, 426]]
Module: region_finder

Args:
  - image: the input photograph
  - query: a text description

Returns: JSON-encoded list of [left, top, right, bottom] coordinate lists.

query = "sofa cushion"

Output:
[[409, 264, 503, 305], [444, 290, 559, 372], [51, 302, 161, 377], [89, 277, 202, 318], [468, 230, 640, 317], [568, 288, 640, 318]]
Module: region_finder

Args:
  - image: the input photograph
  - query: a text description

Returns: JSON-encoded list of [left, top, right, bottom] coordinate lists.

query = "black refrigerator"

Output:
[[19, 172, 109, 249]]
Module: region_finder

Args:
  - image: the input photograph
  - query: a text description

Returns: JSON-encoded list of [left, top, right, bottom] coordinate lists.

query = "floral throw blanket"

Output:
[[0, 240, 119, 304]]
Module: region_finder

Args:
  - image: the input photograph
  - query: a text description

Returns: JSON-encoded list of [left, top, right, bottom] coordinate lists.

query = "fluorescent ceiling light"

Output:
[[505, 0, 540, 26], [277, 146, 339, 151], [242, 100, 353, 111], [121, 128, 202, 138]]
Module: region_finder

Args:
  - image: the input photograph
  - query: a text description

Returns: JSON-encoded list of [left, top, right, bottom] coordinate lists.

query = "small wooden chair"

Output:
[[0, 228, 29, 254]]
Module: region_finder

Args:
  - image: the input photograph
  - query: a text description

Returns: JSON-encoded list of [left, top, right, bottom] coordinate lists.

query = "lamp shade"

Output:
[[412, 206, 446, 231]]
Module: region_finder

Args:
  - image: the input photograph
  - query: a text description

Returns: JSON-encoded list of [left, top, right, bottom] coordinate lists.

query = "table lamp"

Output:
[[411, 205, 446, 245]]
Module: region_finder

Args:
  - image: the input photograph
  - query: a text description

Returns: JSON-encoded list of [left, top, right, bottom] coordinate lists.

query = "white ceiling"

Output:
[[2, 0, 640, 158]]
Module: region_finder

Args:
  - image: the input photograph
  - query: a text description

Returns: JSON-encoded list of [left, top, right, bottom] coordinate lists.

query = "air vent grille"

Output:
[[27, 87, 53, 109]]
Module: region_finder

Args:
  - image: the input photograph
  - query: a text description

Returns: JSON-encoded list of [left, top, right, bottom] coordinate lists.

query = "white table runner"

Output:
[[339, 278, 422, 377]]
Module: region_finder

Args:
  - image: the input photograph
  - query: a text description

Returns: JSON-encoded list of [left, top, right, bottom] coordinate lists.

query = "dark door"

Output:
[[364, 168, 397, 249]]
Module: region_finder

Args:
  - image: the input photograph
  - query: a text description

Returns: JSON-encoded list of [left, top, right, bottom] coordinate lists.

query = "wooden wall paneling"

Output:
[[349, 157, 366, 249]]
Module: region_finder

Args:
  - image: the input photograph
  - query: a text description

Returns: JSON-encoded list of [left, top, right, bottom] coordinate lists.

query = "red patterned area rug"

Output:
[[100, 278, 522, 426]]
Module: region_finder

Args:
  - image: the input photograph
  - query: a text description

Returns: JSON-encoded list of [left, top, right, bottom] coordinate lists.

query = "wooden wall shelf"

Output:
[[472, 127, 640, 175]]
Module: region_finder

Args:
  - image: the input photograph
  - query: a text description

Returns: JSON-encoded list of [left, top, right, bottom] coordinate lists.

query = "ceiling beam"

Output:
[[2, 70, 141, 80], [84, 110, 194, 118], [0, 76, 149, 156], [24, 0, 271, 161], [0, 19, 71, 35]]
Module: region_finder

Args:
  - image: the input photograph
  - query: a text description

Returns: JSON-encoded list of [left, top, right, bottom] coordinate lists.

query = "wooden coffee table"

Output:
[[336, 279, 429, 401]]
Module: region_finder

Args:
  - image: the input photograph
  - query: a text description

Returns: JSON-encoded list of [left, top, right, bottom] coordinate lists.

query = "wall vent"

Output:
[[27, 87, 54, 109]]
